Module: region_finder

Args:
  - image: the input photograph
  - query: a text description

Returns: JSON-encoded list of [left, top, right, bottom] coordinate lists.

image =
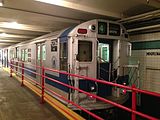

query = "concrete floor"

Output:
[[0, 68, 68, 120]]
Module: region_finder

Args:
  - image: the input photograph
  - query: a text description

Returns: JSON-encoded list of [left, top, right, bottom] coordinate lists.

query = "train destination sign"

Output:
[[109, 23, 120, 36]]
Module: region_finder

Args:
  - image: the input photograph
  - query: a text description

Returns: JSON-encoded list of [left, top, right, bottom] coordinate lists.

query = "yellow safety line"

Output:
[[3, 67, 85, 120]]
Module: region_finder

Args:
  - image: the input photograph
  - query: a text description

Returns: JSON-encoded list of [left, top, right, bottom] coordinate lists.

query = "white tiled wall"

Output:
[[131, 32, 160, 42], [130, 32, 160, 93]]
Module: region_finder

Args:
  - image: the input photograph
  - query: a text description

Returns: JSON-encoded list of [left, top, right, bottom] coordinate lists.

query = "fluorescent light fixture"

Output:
[[0, 33, 7, 37], [9, 22, 21, 28], [0, 39, 8, 42], [0, 0, 3, 6], [35, 0, 63, 6], [2, 22, 23, 29]]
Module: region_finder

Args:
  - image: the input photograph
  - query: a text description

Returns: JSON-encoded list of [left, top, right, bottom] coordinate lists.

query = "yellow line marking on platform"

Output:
[[3, 67, 85, 120]]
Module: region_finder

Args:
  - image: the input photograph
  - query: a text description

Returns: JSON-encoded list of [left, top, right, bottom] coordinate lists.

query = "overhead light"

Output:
[[0, 0, 4, 6], [0, 33, 7, 37], [2, 22, 23, 29], [35, 0, 63, 6], [9, 22, 21, 28]]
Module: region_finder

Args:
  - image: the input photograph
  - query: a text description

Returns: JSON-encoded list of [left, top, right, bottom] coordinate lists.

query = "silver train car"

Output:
[[2, 19, 131, 110]]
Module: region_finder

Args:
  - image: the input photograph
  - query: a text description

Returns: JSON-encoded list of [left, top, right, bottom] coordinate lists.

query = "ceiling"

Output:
[[0, 0, 160, 48]]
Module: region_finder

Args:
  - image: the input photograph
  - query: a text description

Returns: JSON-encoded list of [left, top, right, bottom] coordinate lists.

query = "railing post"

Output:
[[10, 60, 12, 77], [12, 61, 14, 71], [16, 61, 18, 73], [109, 62, 111, 82], [41, 66, 45, 103], [132, 84, 136, 120], [21, 63, 24, 86]]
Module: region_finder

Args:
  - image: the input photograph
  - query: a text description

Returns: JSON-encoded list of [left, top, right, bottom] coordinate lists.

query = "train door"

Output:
[[36, 43, 46, 83], [0, 50, 2, 67], [3, 49, 8, 67], [97, 39, 113, 97], [74, 38, 97, 103]]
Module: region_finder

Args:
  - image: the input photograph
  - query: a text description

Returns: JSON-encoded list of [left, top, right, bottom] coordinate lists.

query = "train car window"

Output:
[[42, 45, 46, 60], [37, 45, 40, 61], [24, 49, 28, 62], [98, 43, 109, 62], [60, 42, 68, 71], [77, 41, 92, 62]]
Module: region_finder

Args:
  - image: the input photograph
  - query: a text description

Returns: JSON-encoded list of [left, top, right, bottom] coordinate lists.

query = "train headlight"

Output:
[[89, 25, 96, 32]]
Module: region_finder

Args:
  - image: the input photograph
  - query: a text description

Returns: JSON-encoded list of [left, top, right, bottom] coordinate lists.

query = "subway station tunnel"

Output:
[[0, 0, 160, 120]]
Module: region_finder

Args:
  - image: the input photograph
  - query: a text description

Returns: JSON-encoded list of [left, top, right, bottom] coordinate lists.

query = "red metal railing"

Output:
[[9, 60, 160, 120]]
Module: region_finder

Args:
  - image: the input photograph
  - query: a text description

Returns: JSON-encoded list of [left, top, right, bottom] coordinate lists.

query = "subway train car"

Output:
[[2, 19, 131, 110]]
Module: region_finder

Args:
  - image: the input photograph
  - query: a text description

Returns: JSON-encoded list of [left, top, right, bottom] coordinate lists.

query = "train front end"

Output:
[[67, 19, 131, 110]]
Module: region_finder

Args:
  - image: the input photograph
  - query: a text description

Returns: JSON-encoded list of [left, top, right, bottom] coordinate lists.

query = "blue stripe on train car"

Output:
[[44, 27, 74, 93], [59, 27, 74, 43], [24, 67, 36, 78], [45, 73, 69, 93]]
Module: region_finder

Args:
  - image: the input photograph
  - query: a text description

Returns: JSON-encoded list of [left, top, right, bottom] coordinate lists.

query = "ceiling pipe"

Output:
[[153, 0, 160, 3], [127, 24, 160, 32], [0, 39, 25, 43], [119, 9, 160, 23]]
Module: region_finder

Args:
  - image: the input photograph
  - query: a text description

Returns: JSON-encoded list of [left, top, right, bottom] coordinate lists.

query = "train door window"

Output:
[[77, 41, 92, 62], [10, 50, 14, 59], [13, 50, 15, 58], [42, 45, 46, 60], [98, 43, 109, 62], [37, 45, 40, 61], [0, 50, 1, 60], [60, 42, 68, 71], [24, 49, 28, 62], [14, 49, 16, 59], [16, 47, 19, 59], [21, 49, 25, 61]]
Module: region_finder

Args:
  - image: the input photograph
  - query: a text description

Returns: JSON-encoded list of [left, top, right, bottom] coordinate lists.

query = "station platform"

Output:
[[0, 68, 68, 120]]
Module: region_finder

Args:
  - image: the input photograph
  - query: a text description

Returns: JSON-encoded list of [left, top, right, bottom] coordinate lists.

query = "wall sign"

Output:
[[146, 52, 160, 56]]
